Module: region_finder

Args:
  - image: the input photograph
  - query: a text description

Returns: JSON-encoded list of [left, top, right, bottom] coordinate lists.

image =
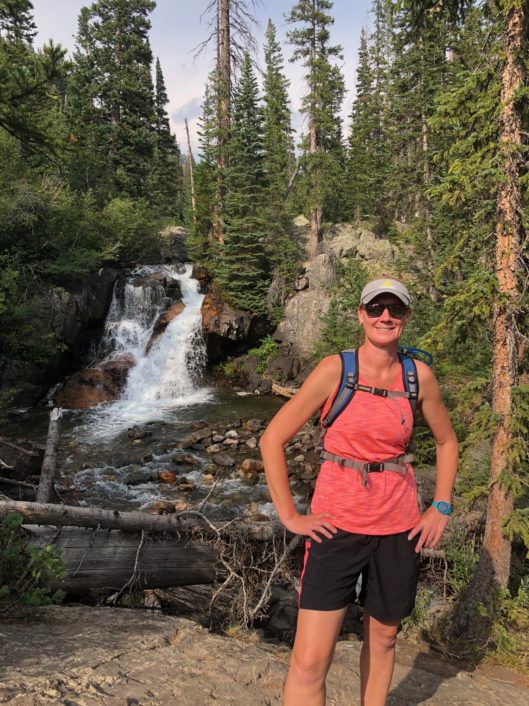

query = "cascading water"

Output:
[[78, 264, 213, 438]]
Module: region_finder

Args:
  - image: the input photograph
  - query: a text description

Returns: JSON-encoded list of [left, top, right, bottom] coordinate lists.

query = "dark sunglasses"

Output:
[[363, 301, 409, 319]]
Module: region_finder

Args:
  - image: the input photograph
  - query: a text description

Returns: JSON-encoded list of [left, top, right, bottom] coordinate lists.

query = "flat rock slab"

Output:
[[0, 606, 527, 705]]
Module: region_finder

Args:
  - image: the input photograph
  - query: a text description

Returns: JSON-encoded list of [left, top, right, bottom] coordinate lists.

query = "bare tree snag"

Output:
[[185, 117, 197, 223], [483, 3, 526, 589], [36, 408, 63, 504]]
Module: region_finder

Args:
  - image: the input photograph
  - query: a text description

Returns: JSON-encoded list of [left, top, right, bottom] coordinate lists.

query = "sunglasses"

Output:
[[363, 301, 409, 319]]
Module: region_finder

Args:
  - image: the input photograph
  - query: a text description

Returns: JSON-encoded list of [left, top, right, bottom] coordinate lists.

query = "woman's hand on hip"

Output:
[[282, 512, 337, 542], [407, 506, 449, 553]]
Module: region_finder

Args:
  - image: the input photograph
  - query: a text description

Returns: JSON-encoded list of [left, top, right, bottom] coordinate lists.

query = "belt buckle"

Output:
[[368, 462, 383, 473]]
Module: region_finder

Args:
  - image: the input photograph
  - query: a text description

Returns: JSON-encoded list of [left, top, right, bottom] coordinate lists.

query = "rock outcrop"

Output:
[[201, 286, 268, 362], [54, 354, 134, 409], [0, 606, 527, 706], [273, 253, 336, 359], [0, 267, 121, 407]]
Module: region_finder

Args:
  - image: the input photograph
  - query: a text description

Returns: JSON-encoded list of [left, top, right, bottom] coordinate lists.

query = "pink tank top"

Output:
[[311, 370, 421, 535]]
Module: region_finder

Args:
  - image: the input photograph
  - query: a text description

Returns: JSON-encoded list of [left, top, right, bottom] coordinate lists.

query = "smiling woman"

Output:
[[260, 276, 459, 706]]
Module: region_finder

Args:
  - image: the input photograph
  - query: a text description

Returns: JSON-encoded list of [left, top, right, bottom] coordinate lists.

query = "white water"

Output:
[[77, 264, 213, 439]]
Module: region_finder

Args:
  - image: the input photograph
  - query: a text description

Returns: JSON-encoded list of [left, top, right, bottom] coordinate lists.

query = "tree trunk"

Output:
[[213, 0, 231, 244], [185, 117, 197, 224], [482, 3, 526, 588], [27, 525, 218, 594], [36, 407, 62, 504], [0, 499, 275, 540], [309, 25, 320, 260]]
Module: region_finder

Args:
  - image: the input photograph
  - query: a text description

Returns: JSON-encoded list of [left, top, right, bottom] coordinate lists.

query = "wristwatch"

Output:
[[431, 500, 452, 516]]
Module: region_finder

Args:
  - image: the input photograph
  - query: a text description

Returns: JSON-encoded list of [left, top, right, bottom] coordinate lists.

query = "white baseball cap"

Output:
[[360, 278, 411, 307]]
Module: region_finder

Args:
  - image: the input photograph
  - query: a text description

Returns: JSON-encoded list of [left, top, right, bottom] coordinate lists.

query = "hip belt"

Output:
[[320, 450, 413, 487]]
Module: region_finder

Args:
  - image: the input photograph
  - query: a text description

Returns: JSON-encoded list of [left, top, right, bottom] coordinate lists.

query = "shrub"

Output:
[[248, 336, 278, 375], [0, 513, 65, 617]]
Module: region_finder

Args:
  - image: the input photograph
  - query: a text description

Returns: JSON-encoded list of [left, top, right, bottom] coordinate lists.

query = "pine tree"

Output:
[[286, 0, 345, 258], [67, 0, 156, 202], [262, 20, 296, 280], [0, 0, 65, 151], [150, 57, 184, 219], [188, 72, 219, 262], [347, 27, 375, 221], [0, 0, 36, 43], [216, 54, 269, 313], [406, 0, 528, 649]]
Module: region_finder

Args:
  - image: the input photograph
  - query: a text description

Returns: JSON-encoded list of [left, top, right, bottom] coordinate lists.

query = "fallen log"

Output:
[[36, 407, 63, 503], [0, 499, 275, 540], [27, 526, 218, 594], [271, 381, 298, 399]]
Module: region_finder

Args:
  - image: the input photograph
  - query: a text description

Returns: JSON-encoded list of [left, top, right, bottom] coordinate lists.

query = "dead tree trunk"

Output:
[[483, 3, 526, 589], [0, 499, 275, 540], [185, 117, 197, 224], [36, 407, 62, 504]]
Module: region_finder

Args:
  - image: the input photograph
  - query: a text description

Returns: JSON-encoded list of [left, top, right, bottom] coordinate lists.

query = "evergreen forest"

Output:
[[1, 0, 529, 665]]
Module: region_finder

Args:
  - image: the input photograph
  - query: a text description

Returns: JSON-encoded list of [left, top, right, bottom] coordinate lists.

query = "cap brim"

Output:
[[362, 289, 410, 306]]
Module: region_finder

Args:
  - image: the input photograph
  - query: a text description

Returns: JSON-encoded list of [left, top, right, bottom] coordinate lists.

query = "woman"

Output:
[[260, 277, 458, 706]]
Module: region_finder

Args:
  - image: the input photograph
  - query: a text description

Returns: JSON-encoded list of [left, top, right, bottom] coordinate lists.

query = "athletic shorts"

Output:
[[299, 529, 421, 623]]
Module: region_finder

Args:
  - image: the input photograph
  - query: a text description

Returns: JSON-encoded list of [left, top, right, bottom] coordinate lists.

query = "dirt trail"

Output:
[[0, 606, 527, 705]]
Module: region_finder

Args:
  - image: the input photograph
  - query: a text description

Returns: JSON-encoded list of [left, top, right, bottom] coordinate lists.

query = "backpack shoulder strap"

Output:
[[399, 352, 419, 419], [321, 349, 359, 429]]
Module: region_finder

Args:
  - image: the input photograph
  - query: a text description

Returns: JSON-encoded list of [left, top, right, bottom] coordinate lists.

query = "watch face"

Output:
[[436, 501, 451, 515]]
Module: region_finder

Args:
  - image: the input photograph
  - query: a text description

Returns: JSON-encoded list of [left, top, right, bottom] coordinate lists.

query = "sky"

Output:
[[31, 1, 372, 154]]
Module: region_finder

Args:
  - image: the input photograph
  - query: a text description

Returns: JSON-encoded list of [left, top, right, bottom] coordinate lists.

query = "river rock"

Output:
[[240, 458, 264, 473], [239, 467, 258, 483], [245, 437, 258, 449], [171, 453, 198, 466], [211, 453, 236, 467], [206, 443, 222, 454], [202, 473, 216, 485], [128, 425, 153, 440], [158, 470, 178, 484], [245, 419, 263, 432], [212, 434, 224, 443], [225, 429, 239, 439], [223, 438, 238, 448], [122, 467, 156, 485], [190, 420, 209, 430], [140, 500, 176, 514]]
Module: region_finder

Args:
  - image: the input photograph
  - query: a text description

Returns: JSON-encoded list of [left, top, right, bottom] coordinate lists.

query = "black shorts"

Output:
[[299, 529, 421, 623]]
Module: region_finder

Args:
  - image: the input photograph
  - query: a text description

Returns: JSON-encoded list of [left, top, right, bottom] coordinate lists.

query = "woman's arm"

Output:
[[408, 362, 459, 552], [260, 355, 341, 541]]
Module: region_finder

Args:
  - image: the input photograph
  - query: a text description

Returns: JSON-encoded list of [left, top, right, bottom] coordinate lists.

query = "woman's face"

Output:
[[357, 294, 410, 347]]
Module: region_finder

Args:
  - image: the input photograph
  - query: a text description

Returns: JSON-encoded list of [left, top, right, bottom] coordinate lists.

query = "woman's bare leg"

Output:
[[360, 612, 399, 706], [284, 607, 347, 706]]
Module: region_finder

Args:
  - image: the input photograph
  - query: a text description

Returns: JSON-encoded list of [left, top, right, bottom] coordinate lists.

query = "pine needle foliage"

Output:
[[216, 55, 270, 314]]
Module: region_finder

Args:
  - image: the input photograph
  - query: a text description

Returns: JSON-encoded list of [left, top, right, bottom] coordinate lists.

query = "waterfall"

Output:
[[79, 264, 212, 438]]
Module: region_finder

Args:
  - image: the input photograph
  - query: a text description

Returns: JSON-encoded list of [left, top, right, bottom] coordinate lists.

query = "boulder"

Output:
[[54, 354, 134, 409], [274, 289, 331, 359]]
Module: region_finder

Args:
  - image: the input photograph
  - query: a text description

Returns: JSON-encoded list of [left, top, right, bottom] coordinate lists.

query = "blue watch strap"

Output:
[[432, 500, 452, 516]]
